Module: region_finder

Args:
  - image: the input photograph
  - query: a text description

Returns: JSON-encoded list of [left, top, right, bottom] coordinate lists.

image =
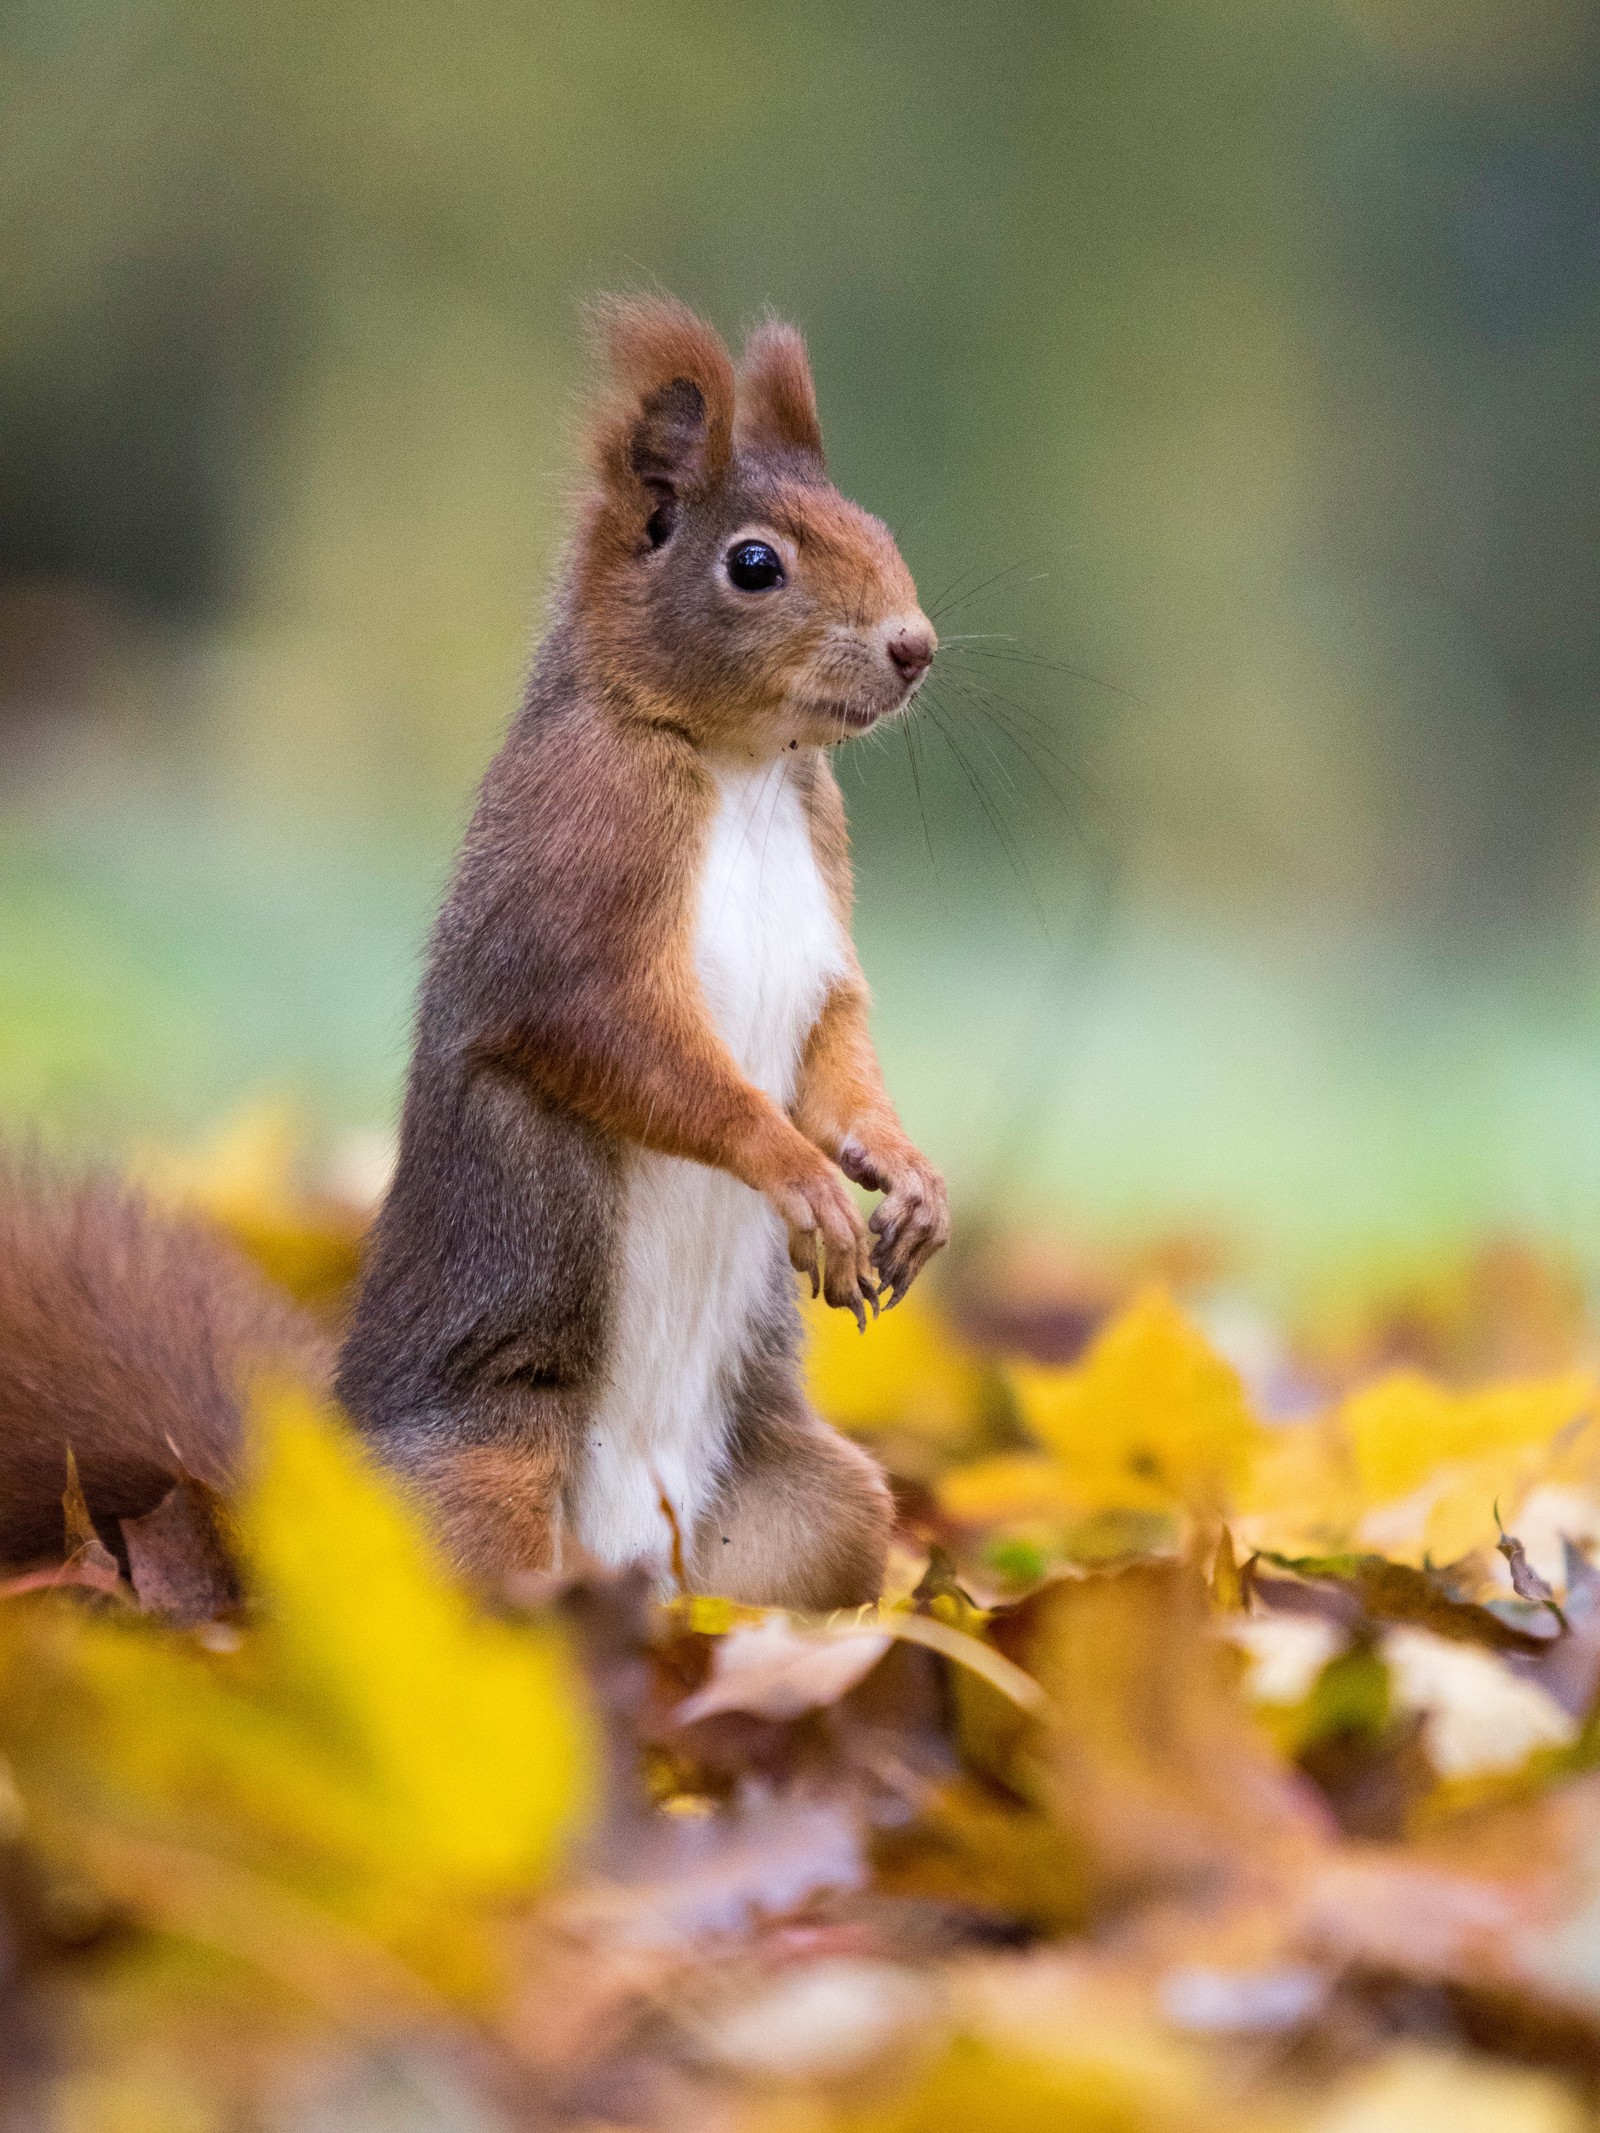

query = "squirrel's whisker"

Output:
[[921, 696, 1050, 935]]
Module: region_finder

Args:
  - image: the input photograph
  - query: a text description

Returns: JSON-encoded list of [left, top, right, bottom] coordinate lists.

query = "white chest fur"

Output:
[[569, 760, 847, 1574]]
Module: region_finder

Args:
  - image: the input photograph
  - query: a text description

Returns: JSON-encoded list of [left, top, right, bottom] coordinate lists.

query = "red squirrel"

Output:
[[0, 297, 948, 1608]]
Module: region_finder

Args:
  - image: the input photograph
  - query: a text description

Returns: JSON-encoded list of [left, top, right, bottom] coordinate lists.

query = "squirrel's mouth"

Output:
[[801, 697, 890, 736]]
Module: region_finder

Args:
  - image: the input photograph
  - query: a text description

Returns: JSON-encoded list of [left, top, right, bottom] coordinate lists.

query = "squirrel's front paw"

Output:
[[773, 1168, 879, 1330], [840, 1137, 950, 1306]]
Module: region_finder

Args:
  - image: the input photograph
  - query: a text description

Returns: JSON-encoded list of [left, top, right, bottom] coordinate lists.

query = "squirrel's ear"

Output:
[[627, 377, 712, 497], [736, 318, 825, 465], [584, 295, 735, 518]]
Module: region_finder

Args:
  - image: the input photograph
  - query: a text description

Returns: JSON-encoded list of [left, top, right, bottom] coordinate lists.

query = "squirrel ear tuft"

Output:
[[736, 318, 825, 464], [584, 294, 735, 508]]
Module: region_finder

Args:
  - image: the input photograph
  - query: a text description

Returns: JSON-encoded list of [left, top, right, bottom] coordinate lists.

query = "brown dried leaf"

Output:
[[61, 1448, 122, 1596], [1211, 1526, 1245, 1611], [61, 1448, 96, 1557], [121, 1478, 240, 1626], [872, 1778, 1090, 1935], [1023, 1562, 1327, 1904], [1261, 1552, 1556, 1654], [1498, 1531, 1567, 1636], [1506, 1543, 1600, 1718], [570, 1789, 869, 1943]]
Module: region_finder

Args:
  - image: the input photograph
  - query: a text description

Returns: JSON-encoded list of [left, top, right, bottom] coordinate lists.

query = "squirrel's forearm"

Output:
[[475, 997, 827, 1194], [791, 981, 912, 1164]]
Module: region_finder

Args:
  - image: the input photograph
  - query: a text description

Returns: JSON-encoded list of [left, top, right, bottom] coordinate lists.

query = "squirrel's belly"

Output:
[[568, 1152, 781, 1572], [568, 762, 845, 1577]]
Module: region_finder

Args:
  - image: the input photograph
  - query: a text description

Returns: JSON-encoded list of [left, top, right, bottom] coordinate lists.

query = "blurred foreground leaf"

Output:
[[0, 1390, 594, 2005], [840, 2029, 1188, 2133]]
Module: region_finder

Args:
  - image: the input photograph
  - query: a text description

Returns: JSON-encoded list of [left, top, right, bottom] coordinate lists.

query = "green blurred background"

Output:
[[3, 0, 1599, 1285]]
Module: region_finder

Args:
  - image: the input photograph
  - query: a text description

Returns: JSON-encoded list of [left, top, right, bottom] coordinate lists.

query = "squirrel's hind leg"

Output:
[[690, 1356, 893, 1612], [384, 1432, 567, 1582]]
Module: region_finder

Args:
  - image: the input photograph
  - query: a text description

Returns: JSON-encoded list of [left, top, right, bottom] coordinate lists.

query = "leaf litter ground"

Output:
[[8, 1138, 1600, 2129]]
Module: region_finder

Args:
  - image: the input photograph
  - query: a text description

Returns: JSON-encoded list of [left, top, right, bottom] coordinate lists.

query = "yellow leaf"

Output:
[[805, 1289, 982, 1447], [1009, 1291, 1263, 1518], [675, 1592, 768, 1637], [1304, 2045, 1585, 2133], [240, 1389, 592, 1894], [938, 1453, 1081, 1528], [1341, 1370, 1593, 1511], [841, 2026, 1213, 2133], [135, 1096, 309, 1225], [135, 1098, 362, 1304], [1420, 1450, 1549, 1567], [1236, 1414, 1360, 1556], [1321, 1370, 1596, 1566], [1211, 1527, 1243, 1611], [7, 1390, 594, 2000]]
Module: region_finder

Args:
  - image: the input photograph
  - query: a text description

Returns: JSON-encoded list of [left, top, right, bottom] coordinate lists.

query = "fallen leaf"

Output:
[[61, 1449, 122, 1597], [1384, 1628, 1577, 1780], [876, 1611, 1050, 1721], [838, 2027, 1204, 2133], [0, 1387, 596, 2003], [1506, 1542, 1600, 1718], [871, 1778, 1090, 1935], [1302, 2044, 1585, 2133], [572, 1787, 869, 1945], [1498, 1529, 1563, 1621], [1258, 1553, 1556, 1655], [135, 1098, 364, 1306], [1236, 1412, 1361, 1556], [1338, 1372, 1596, 1565], [689, 1957, 936, 2080], [1343, 1372, 1594, 1509], [1010, 1291, 1264, 1521], [1224, 1614, 1343, 1708], [937, 1453, 1081, 1530], [121, 1478, 239, 1626], [1017, 1563, 1325, 1904], [1158, 1961, 1326, 2035], [1210, 1528, 1244, 1611], [806, 1288, 985, 1452], [673, 1618, 893, 1725]]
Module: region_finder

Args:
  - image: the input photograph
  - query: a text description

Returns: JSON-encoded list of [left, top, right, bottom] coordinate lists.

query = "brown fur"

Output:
[[396, 1441, 565, 1581], [736, 318, 826, 464], [571, 299, 923, 754], [0, 1153, 331, 1568], [688, 1334, 895, 1610]]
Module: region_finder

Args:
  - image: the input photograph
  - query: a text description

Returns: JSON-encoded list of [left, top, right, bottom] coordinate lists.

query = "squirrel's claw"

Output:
[[787, 1226, 823, 1299], [865, 1156, 951, 1306], [822, 1241, 879, 1330], [781, 1166, 880, 1322]]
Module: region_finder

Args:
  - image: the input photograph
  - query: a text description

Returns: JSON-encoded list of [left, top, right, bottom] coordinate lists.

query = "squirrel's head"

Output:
[[572, 295, 934, 754]]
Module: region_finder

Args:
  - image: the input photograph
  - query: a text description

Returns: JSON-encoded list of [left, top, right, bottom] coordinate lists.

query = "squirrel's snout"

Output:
[[885, 618, 936, 688]]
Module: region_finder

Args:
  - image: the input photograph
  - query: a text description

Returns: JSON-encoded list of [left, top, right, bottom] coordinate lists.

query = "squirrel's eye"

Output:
[[725, 539, 786, 593]]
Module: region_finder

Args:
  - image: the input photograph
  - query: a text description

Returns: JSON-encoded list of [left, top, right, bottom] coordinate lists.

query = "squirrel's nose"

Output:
[[886, 619, 936, 686]]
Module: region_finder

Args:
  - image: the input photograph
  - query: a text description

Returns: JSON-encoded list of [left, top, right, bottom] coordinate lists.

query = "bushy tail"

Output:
[[0, 1152, 332, 1569]]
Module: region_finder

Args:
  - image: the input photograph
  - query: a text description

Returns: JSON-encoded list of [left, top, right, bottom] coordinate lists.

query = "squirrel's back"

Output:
[[0, 1153, 332, 1567]]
